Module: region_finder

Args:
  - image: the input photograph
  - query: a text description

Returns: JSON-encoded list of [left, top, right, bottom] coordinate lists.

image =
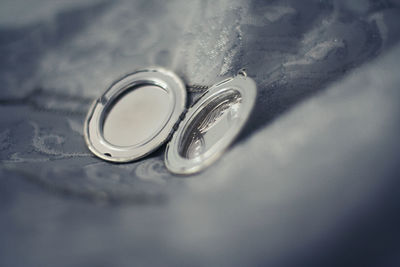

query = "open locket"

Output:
[[84, 67, 256, 174]]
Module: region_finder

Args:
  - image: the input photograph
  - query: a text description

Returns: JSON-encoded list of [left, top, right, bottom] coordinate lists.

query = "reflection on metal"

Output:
[[84, 67, 256, 174], [84, 68, 186, 162], [179, 90, 242, 159], [165, 73, 257, 174], [102, 85, 171, 147]]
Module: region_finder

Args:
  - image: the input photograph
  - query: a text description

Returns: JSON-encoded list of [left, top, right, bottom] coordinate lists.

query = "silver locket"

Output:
[[84, 67, 256, 174]]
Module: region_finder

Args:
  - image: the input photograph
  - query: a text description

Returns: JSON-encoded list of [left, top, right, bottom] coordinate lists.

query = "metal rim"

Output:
[[84, 67, 186, 162], [164, 74, 257, 174]]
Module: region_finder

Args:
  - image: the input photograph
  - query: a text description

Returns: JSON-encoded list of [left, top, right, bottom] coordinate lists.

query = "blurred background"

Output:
[[1, 0, 400, 266]]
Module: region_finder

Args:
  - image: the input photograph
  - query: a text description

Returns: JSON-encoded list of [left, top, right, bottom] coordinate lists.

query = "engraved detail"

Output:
[[179, 90, 242, 159]]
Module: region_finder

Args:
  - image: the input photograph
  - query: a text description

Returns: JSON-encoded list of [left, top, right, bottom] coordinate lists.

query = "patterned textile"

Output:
[[1, 1, 400, 266]]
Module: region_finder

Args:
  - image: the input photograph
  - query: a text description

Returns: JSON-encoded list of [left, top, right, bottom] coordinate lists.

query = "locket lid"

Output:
[[84, 67, 186, 162], [165, 73, 257, 174]]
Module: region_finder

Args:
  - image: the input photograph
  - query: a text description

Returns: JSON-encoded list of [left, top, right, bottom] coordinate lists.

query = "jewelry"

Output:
[[84, 67, 256, 174]]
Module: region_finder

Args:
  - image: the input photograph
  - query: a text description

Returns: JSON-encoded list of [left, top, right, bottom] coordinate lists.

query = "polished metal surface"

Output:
[[4, 1, 400, 266], [165, 73, 257, 174], [103, 85, 171, 147], [84, 68, 186, 162]]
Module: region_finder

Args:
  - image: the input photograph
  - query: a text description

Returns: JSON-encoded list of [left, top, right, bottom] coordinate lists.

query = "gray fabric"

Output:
[[1, 0, 400, 266]]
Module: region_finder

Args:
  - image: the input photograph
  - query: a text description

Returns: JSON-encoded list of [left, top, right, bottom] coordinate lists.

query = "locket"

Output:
[[84, 67, 256, 174]]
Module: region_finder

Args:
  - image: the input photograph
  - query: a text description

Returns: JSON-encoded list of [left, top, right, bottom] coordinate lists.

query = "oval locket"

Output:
[[84, 67, 257, 174]]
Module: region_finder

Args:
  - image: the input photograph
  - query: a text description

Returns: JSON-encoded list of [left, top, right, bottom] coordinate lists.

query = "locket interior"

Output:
[[84, 67, 256, 174]]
